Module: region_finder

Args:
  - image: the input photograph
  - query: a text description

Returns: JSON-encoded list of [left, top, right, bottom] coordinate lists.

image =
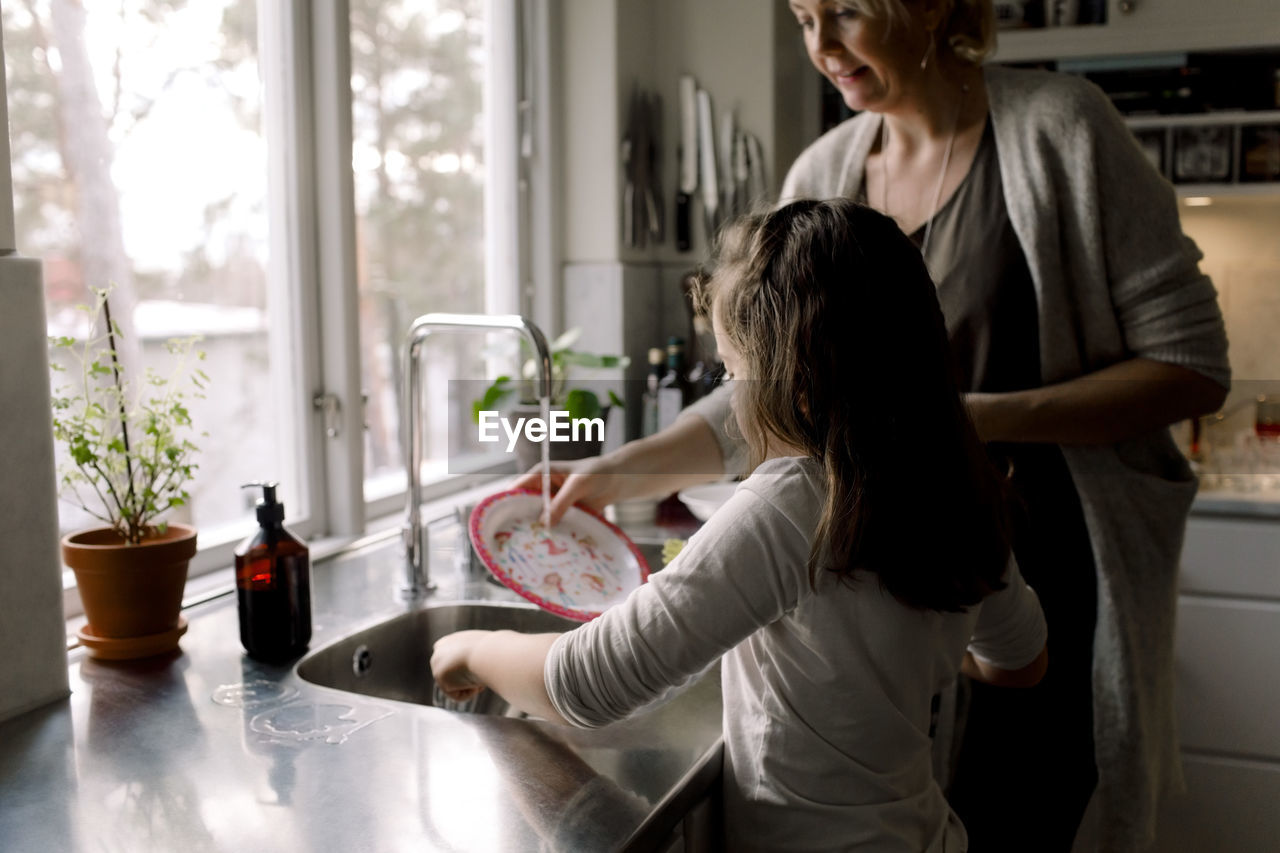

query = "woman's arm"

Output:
[[510, 408, 727, 526], [966, 356, 1226, 445]]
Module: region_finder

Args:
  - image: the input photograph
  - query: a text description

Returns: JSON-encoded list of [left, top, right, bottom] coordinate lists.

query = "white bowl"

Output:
[[677, 481, 739, 521]]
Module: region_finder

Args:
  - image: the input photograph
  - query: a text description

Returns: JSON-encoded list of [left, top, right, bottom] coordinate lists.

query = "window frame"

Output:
[[35, 0, 540, 620]]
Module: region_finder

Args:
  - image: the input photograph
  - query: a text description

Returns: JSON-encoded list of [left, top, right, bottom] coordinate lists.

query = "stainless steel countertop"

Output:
[[0, 526, 724, 852]]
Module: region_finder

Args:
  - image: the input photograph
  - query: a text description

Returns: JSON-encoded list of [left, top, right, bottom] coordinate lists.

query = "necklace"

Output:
[[879, 83, 969, 259]]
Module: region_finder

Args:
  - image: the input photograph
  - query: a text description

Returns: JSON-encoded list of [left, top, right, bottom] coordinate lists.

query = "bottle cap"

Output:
[[242, 481, 285, 525]]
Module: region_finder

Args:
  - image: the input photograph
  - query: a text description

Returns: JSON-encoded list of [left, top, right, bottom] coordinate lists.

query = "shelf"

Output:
[[1127, 111, 1280, 130], [1175, 184, 1280, 199], [992, 22, 1280, 64]]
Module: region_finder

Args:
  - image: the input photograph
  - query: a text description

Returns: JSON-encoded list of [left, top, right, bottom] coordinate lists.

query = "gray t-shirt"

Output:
[[545, 455, 1046, 852]]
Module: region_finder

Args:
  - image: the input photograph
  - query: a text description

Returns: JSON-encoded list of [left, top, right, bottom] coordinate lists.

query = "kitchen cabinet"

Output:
[[992, 0, 1280, 63], [1147, 515, 1280, 852]]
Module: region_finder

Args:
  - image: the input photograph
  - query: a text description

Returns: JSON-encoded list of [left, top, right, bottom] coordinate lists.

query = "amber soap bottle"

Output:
[[236, 482, 311, 662]]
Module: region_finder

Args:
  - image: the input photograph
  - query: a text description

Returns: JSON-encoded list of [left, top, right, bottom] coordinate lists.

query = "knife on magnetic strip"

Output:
[[675, 75, 697, 251]]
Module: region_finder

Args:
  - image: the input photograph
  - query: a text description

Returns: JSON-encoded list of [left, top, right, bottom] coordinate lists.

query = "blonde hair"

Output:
[[837, 0, 996, 65]]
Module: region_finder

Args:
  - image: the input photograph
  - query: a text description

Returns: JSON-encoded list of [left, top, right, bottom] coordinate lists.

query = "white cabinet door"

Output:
[[1182, 517, 1280, 599], [1175, 597, 1280, 759], [1150, 754, 1280, 853]]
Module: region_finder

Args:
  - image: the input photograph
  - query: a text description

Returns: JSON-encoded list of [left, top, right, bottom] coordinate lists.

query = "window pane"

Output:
[[350, 0, 500, 502], [5, 0, 304, 540]]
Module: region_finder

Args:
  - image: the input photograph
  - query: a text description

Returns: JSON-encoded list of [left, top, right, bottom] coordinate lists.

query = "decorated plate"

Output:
[[469, 488, 651, 622]]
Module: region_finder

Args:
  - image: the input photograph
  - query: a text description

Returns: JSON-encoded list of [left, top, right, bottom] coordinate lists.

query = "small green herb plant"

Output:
[[49, 287, 207, 545], [473, 327, 628, 423]]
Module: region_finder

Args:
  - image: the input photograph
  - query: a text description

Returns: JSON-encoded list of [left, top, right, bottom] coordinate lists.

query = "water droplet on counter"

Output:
[[212, 680, 299, 708]]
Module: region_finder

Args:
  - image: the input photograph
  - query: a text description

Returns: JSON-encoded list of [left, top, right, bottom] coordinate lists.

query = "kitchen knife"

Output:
[[622, 88, 639, 248], [697, 87, 719, 240], [645, 92, 664, 243], [676, 75, 698, 251], [733, 128, 749, 216], [720, 110, 736, 219], [746, 133, 766, 207]]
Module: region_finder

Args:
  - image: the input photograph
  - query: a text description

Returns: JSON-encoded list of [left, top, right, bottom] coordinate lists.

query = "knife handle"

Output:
[[675, 191, 692, 251]]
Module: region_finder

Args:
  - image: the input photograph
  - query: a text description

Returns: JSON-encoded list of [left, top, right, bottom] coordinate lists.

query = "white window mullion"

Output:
[[309, 0, 365, 537], [260, 0, 328, 540], [523, 0, 560, 335], [484, 0, 521, 318]]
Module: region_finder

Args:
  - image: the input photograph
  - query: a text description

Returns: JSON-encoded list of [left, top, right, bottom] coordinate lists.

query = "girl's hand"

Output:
[[430, 630, 490, 702]]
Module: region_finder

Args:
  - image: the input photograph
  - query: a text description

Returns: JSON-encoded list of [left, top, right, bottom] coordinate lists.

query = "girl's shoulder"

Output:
[[738, 457, 825, 531]]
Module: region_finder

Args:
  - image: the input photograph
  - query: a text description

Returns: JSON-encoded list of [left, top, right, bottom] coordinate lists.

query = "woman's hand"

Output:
[[511, 455, 629, 526], [510, 414, 730, 526], [430, 630, 490, 702]]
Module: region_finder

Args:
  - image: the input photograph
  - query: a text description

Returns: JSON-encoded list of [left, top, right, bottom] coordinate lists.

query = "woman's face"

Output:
[[787, 0, 925, 113]]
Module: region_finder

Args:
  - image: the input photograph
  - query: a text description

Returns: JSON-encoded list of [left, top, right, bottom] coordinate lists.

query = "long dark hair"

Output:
[[700, 198, 1009, 612]]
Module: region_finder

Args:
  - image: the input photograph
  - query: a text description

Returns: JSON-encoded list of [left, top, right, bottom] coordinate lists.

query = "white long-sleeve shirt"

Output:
[[545, 456, 1046, 852]]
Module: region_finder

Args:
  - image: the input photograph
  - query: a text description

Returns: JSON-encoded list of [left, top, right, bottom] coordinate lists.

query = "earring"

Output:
[[920, 36, 936, 70]]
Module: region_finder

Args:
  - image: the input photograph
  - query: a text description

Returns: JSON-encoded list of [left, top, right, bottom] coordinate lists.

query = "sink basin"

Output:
[[296, 602, 577, 716]]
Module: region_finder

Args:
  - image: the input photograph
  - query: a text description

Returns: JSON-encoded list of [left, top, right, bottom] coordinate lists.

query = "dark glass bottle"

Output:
[[656, 337, 692, 432], [236, 482, 311, 662]]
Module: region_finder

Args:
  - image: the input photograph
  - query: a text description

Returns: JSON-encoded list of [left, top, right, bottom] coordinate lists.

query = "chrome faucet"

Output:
[[400, 313, 552, 599]]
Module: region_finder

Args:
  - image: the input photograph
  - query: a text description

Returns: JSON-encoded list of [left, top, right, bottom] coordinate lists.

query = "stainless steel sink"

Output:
[[296, 602, 577, 716]]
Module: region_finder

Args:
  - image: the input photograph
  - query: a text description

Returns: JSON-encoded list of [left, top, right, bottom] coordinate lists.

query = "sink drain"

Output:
[[351, 644, 372, 677]]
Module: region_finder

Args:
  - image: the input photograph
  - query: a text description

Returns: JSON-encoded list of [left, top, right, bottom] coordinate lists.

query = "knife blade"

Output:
[[746, 132, 766, 207], [644, 92, 663, 243], [720, 110, 736, 219], [676, 75, 698, 251], [697, 87, 719, 240], [734, 129, 750, 214]]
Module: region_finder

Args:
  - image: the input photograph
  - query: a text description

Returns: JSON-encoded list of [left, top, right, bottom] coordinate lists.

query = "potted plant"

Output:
[[49, 287, 206, 659], [473, 328, 629, 471]]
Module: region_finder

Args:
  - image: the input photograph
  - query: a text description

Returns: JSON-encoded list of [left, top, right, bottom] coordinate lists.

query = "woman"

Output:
[[521, 1, 1229, 850]]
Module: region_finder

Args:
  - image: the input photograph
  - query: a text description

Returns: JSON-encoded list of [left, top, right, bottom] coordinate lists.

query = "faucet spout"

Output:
[[400, 312, 552, 599]]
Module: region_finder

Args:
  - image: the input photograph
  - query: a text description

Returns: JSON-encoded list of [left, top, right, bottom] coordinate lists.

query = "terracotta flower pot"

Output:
[[62, 524, 197, 658]]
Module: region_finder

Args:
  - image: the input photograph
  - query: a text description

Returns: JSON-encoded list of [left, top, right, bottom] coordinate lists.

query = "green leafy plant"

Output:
[[473, 328, 628, 423], [49, 287, 207, 545]]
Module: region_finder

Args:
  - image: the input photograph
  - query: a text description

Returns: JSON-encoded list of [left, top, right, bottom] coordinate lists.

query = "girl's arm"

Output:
[[434, 480, 810, 727], [430, 629, 569, 724], [962, 645, 1048, 688], [965, 357, 1226, 445]]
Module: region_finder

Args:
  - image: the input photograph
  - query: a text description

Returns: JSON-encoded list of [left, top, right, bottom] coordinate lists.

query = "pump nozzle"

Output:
[[242, 481, 285, 525]]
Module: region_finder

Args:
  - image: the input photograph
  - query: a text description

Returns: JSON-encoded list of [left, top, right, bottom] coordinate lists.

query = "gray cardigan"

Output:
[[691, 65, 1230, 852]]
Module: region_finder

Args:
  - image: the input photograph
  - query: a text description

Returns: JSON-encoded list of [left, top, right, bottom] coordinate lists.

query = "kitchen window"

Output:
[[2, 0, 529, 600]]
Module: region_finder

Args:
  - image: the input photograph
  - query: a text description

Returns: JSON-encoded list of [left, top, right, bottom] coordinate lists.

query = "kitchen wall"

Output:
[[1180, 197, 1280, 446], [556, 0, 816, 440]]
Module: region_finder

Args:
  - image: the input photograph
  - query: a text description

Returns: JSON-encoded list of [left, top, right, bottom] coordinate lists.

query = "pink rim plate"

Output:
[[468, 488, 650, 622]]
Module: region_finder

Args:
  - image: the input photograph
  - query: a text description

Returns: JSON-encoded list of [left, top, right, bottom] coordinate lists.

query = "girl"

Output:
[[431, 199, 1048, 852]]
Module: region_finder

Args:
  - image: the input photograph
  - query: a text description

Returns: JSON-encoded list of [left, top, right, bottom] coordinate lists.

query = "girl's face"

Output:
[[711, 305, 752, 440], [787, 0, 926, 113]]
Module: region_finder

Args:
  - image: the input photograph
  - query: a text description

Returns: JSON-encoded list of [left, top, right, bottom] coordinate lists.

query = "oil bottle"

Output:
[[236, 482, 311, 662]]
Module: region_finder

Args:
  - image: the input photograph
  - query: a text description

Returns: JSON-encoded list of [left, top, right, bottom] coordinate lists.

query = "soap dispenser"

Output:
[[236, 481, 311, 662]]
